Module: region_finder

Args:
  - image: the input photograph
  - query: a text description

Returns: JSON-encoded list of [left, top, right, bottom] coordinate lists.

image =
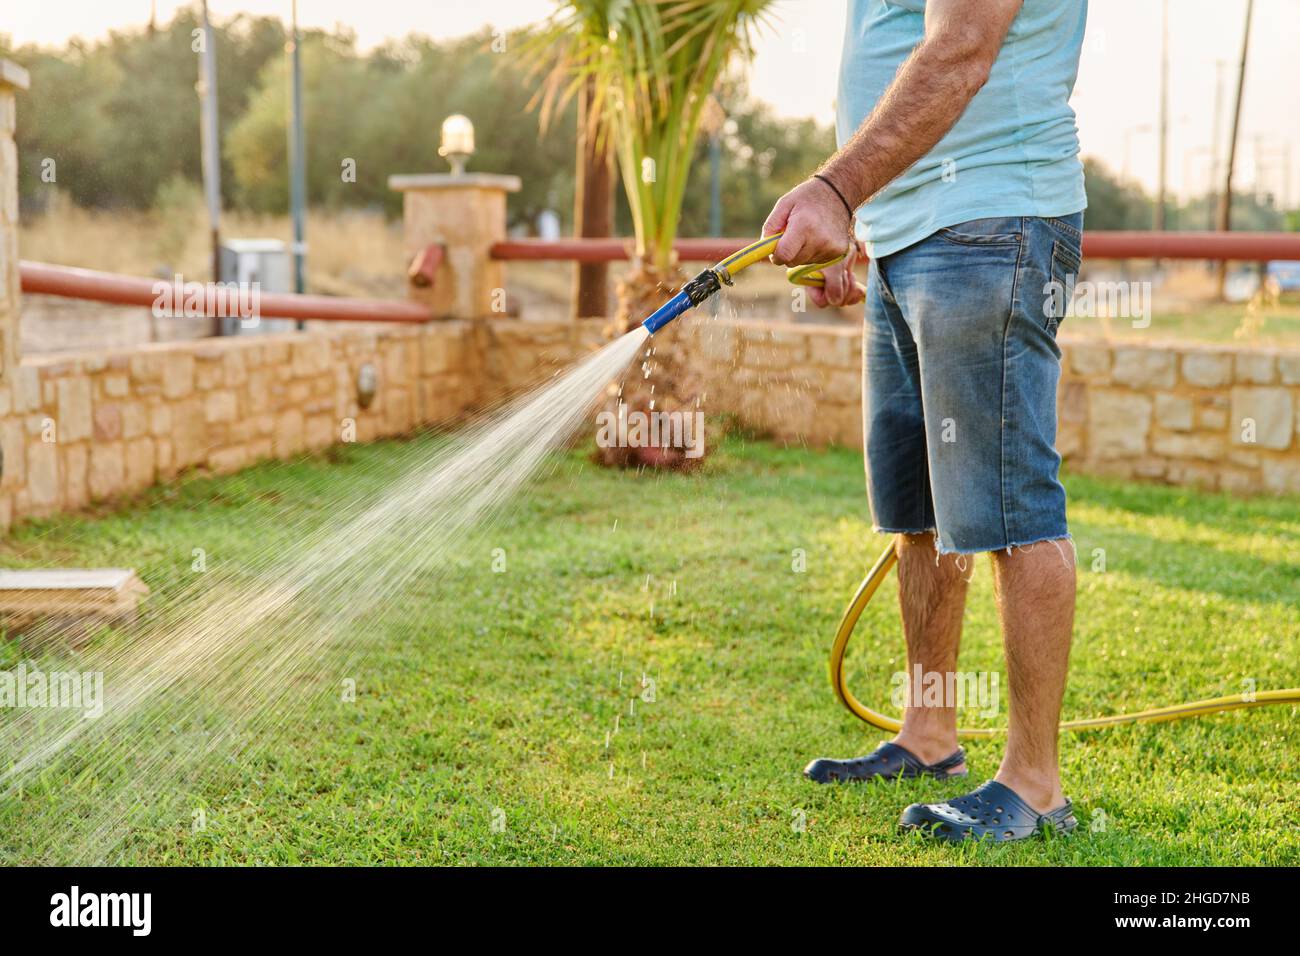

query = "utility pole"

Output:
[[1207, 59, 1226, 229], [1155, 0, 1169, 231], [1216, 0, 1253, 297], [198, 0, 223, 336], [1283, 142, 1293, 213], [1254, 134, 1266, 204], [288, 0, 308, 326]]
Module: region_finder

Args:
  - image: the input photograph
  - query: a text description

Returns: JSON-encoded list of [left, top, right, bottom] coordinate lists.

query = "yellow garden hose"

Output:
[[654, 234, 1300, 735], [712, 233, 857, 291], [828, 539, 1300, 737]]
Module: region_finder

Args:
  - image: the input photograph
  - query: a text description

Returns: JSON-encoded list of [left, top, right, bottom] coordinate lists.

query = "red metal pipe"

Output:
[[492, 232, 1300, 263], [1080, 231, 1300, 261], [20, 261, 433, 324], [22, 231, 1300, 320], [406, 243, 444, 288]]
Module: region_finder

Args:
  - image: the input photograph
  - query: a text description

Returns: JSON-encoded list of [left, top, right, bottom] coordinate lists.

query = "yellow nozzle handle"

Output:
[[715, 233, 865, 295]]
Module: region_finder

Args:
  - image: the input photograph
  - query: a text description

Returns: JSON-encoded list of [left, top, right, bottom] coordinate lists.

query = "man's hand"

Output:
[[809, 240, 866, 309], [761, 175, 854, 268]]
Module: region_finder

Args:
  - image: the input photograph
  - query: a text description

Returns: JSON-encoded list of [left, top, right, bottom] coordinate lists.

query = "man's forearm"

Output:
[[820, 2, 1019, 209]]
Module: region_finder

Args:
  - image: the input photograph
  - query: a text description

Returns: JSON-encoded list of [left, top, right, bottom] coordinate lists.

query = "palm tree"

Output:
[[526, 0, 777, 328], [524, 1, 777, 468]]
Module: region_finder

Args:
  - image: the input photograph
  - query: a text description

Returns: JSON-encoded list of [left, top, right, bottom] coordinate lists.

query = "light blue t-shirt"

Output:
[[836, 0, 1088, 258]]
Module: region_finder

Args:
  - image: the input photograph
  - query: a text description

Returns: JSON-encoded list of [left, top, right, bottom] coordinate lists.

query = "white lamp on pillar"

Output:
[[438, 114, 475, 176]]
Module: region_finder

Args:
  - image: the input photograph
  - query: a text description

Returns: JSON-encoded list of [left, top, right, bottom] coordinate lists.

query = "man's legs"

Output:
[[892, 532, 1076, 807], [886, 215, 1083, 837], [891, 532, 968, 772], [991, 541, 1075, 813]]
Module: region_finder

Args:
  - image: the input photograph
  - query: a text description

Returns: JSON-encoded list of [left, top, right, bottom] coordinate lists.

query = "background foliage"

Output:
[[0, 11, 1286, 235]]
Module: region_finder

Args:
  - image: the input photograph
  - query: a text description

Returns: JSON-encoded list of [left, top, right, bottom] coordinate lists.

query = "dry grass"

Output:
[[20, 196, 407, 298]]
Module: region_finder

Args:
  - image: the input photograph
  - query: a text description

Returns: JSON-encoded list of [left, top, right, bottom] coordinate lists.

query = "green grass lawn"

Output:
[[2, 433, 1298, 865]]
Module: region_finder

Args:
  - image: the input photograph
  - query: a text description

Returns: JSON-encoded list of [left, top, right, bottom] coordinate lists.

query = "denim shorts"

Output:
[[862, 213, 1083, 555]]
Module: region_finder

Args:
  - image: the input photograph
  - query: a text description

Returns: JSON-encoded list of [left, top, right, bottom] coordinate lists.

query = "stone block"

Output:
[[124, 437, 155, 493], [88, 442, 125, 500], [1151, 432, 1224, 461], [204, 389, 238, 424], [273, 409, 305, 456], [1087, 389, 1151, 458], [208, 445, 249, 475], [1261, 458, 1300, 495], [305, 414, 335, 451], [1112, 348, 1175, 389], [26, 441, 58, 507], [1230, 387, 1293, 450], [122, 402, 147, 439], [162, 352, 195, 398], [92, 403, 122, 442], [63, 444, 88, 509], [1154, 393, 1193, 431], [57, 376, 92, 442], [1181, 352, 1232, 388], [1235, 353, 1276, 385], [1069, 343, 1112, 378]]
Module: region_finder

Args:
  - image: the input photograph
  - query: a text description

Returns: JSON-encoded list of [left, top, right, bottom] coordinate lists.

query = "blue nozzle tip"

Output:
[[641, 291, 692, 335]]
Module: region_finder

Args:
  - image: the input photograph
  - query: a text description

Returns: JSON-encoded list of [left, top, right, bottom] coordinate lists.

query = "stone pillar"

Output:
[[388, 172, 520, 320], [0, 60, 30, 385]]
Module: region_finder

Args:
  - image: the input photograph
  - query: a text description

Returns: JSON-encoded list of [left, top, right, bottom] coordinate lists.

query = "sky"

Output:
[[5, 0, 1298, 205]]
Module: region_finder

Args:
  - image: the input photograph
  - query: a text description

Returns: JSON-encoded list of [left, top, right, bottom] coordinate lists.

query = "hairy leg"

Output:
[[892, 532, 970, 769], [990, 539, 1076, 812]]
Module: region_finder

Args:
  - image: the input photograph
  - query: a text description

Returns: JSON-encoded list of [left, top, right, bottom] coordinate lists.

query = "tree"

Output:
[[524, 0, 779, 325], [522, 1, 781, 469]]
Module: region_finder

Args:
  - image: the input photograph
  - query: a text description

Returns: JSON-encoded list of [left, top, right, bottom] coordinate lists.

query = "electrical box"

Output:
[[218, 239, 296, 336]]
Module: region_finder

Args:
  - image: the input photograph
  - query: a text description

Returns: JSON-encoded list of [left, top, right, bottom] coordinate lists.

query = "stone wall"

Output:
[[0, 324, 480, 529], [2, 312, 1297, 533], [666, 317, 1300, 496], [1059, 340, 1300, 494]]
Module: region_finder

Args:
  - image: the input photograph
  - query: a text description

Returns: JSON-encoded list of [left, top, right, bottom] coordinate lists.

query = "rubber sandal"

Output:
[[803, 741, 967, 785], [899, 779, 1077, 842]]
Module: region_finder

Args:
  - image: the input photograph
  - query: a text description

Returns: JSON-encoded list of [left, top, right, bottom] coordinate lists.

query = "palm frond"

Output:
[[520, 0, 782, 268]]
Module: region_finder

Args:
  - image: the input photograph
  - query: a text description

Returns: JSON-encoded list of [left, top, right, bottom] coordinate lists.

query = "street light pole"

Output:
[[1155, 0, 1169, 231], [288, 0, 308, 327], [1216, 0, 1254, 297], [198, 0, 222, 336]]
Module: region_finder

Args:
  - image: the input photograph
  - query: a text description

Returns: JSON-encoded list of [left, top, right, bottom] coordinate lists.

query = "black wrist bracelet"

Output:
[[813, 173, 856, 219]]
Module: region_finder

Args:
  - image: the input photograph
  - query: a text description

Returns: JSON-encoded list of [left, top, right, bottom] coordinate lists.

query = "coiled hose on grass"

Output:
[[830, 539, 1300, 736]]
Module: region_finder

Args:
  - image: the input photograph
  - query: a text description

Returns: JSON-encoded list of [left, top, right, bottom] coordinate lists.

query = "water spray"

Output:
[[641, 232, 1300, 734]]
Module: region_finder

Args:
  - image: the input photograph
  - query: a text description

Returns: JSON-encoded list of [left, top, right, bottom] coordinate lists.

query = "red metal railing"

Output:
[[20, 261, 432, 324], [19, 232, 1300, 324], [492, 231, 1300, 263]]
